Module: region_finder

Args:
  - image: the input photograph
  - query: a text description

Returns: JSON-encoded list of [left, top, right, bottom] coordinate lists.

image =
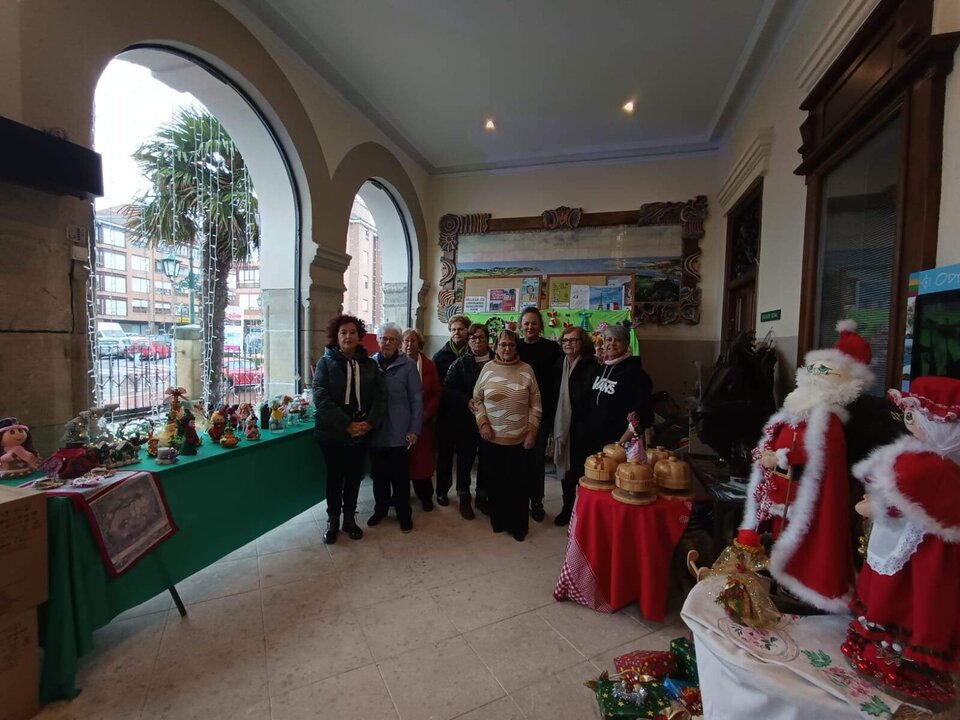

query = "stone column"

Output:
[[173, 324, 203, 401], [304, 246, 351, 376]]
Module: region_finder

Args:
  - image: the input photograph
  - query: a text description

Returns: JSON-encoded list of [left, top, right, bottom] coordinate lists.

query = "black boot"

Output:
[[459, 493, 475, 520], [531, 500, 546, 523], [474, 494, 490, 516], [342, 514, 364, 540], [323, 516, 340, 544], [554, 501, 573, 526]]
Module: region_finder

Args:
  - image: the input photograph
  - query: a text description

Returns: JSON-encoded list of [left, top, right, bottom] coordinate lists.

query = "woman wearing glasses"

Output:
[[444, 323, 495, 519], [472, 329, 542, 541], [585, 323, 653, 456], [551, 326, 596, 526]]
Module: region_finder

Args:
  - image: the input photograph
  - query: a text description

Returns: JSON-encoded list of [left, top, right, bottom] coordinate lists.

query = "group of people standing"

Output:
[[313, 308, 653, 544]]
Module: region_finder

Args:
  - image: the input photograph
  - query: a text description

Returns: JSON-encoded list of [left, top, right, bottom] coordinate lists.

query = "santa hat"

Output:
[[889, 376, 960, 423], [802, 319, 874, 386]]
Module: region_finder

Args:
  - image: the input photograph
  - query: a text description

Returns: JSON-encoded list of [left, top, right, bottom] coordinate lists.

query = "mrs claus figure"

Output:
[[848, 376, 960, 680], [742, 320, 874, 612]]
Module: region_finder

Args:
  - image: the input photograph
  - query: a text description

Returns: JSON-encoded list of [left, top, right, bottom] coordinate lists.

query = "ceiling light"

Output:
[[622, 100, 635, 114], [484, 118, 496, 131]]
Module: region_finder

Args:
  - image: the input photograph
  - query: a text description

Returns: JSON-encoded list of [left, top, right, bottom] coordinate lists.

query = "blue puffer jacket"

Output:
[[371, 352, 424, 448]]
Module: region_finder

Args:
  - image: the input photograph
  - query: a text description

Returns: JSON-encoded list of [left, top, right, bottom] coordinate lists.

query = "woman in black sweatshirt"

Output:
[[584, 324, 653, 455]]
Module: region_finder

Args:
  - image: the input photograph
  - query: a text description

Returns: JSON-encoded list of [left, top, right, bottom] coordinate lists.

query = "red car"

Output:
[[223, 359, 263, 388], [125, 337, 172, 360]]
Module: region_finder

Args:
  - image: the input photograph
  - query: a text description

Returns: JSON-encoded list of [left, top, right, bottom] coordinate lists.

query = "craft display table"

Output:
[[681, 575, 916, 720], [553, 487, 691, 622], [1, 422, 325, 703]]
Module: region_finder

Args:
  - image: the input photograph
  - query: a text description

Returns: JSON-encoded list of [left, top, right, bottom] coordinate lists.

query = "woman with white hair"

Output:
[[368, 321, 423, 533], [583, 323, 653, 455]]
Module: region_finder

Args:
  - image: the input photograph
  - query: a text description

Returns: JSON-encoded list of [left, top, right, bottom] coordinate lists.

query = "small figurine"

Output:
[[259, 401, 271, 430], [178, 412, 202, 456], [164, 386, 188, 421], [221, 404, 240, 429], [237, 402, 253, 425], [192, 400, 210, 434], [220, 425, 240, 448], [269, 400, 286, 432], [158, 419, 181, 450], [208, 411, 226, 442], [0, 418, 40, 478], [60, 415, 89, 448], [156, 446, 179, 465], [146, 429, 159, 458], [244, 414, 261, 441]]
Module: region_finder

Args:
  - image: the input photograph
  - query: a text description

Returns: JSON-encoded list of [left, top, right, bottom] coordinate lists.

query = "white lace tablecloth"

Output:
[[681, 576, 905, 720]]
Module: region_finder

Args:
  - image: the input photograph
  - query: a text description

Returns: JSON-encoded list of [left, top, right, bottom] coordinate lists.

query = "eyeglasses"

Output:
[[469, 335, 488, 341], [560, 338, 582, 345], [379, 336, 399, 343], [804, 363, 835, 376], [498, 343, 516, 349]]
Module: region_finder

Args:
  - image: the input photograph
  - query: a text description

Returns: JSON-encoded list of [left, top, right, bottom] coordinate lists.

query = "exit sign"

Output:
[[760, 309, 781, 322]]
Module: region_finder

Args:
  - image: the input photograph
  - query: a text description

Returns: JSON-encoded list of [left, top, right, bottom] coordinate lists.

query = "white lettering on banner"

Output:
[[592, 376, 618, 395], [934, 272, 960, 287]]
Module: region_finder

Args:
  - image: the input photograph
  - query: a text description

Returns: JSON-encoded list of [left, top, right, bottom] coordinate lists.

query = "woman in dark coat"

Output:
[[550, 326, 596, 525], [403, 327, 441, 511], [313, 314, 385, 544], [584, 323, 653, 454]]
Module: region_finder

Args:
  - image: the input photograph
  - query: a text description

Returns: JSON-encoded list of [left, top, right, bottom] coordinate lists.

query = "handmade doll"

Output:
[[208, 411, 226, 443], [244, 414, 261, 441], [742, 320, 873, 612], [841, 376, 960, 709], [0, 418, 40, 478], [178, 412, 202, 456], [220, 425, 239, 448]]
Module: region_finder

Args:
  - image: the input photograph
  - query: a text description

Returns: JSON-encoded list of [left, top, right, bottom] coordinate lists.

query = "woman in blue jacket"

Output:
[[367, 322, 424, 533], [313, 314, 385, 544]]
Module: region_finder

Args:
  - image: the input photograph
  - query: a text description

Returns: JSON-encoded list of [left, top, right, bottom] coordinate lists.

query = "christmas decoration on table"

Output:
[[192, 400, 210, 434], [237, 402, 253, 425], [177, 411, 202, 456], [686, 528, 780, 630], [259, 400, 271, 430], [838, 376, 960, 712], [244, 414, 261, 441], [669, 637, 698, 683], [157, 418, 181, 451], [662, 678, 702, 716], [222, 403, 241, 429], [164, 387, 188, 421], [117, 418, 153, 449], [741, 319, 873, 613], [269, 397, 287, 432], [146, 429, 159, 458], [297, 395, 310, 421], [0, 418, 40, 478], [586, 672, 674, 719], [219, 424, 240, 448], [155, 446, 178, 464], [208, 410, 226, 442], [654, 455, 695, 500], [614, 649, 677, 682]]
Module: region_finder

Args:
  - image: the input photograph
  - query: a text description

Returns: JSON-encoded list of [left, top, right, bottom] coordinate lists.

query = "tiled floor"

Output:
[[35, 476, 689, 720]]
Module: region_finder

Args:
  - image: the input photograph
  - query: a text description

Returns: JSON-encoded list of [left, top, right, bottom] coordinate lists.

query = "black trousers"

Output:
[[435, 409, 456, 496], [561, 433, 592, 509], [321, 442, 367, 519], [371, 446, 412, 523], [455, 422, 485, 497], [525, 423, 550, 503], [481, 441, 529, 535]]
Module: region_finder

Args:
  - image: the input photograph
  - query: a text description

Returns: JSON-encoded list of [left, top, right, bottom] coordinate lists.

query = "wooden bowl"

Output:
[[647, 446, 674, 466], [584, 453, 619, 481], [615, 461, 654, 493], [602, 443, 627, 464], [654, 456, 692, 491]]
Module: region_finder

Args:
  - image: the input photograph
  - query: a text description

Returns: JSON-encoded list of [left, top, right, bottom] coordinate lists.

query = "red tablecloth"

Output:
[[553, 488, 691, 622]]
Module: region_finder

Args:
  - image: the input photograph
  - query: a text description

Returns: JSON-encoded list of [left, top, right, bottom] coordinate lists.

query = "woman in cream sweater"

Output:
[[472, 329, 542, 541]]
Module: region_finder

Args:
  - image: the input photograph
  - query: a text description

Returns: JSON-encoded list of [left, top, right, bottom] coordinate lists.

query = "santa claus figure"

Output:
[[842, 376, 960, 705], [742, 320, 874, 612]]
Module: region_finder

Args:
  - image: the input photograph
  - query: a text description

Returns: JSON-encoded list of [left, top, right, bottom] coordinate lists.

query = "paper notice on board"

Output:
[[520, 278, 539, 306], [464, 296, 487, 313], [487, 288, 517, 312], [551, 281, 571, 308], [569, 285, 590, 309]]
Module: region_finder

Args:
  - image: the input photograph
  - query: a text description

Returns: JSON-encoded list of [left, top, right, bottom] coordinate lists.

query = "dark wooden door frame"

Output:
[[794, 0, 960, 389], [721, 176, 763, 348]]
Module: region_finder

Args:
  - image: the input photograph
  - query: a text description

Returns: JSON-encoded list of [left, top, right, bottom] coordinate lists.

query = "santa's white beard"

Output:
[[782, 368, 863, 418]]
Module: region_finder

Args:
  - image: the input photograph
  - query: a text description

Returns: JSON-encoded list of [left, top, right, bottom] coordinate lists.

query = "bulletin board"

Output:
[[461, 275, 541, 314], [546, 273, 635, 311]]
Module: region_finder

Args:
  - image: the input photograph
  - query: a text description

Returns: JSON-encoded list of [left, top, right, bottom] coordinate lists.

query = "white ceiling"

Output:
[[236, 0, 799, 174]]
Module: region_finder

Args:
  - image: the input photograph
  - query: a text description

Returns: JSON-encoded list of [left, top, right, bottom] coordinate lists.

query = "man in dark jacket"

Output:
[[432, 314, 471, 505], [444, 322, 495, 519]]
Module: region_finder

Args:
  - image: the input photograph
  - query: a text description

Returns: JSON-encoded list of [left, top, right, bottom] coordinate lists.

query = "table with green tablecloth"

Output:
[[1, 421, 326, 703], [467, 309, 640, 356]]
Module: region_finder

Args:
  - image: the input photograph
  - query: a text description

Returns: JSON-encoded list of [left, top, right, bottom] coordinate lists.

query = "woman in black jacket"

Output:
[[550, 326, 596, 525], [584, 323, 653, 456], [313, 314, 385, 544], [444, 323, 495, 519]]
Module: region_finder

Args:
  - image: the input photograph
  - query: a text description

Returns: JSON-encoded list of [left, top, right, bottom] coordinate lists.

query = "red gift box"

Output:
[[613, 650, 677, 682]]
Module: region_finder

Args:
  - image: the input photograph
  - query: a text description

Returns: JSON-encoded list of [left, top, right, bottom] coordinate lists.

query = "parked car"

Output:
[[126, 337, 172, 360], [223, 359, 263, 388], [96, 321, 130, 357]]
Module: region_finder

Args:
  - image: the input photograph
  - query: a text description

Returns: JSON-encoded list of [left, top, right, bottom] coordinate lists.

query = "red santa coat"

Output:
[[743, 405, 856, 613], [851, 436, 960, 672], [409, 355, 441, 479]]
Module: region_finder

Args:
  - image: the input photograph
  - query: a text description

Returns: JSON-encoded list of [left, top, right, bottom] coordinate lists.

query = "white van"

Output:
[[97, 321, 130, 358]]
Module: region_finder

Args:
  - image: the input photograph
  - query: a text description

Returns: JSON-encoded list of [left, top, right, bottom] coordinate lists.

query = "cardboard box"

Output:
[[0, 486, 47, 615], [0, 608, 40, 720]]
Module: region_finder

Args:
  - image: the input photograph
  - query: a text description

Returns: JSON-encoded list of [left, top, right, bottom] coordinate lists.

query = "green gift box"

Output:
[[670, 637, 698, 683], [587, 673, 672, 719]]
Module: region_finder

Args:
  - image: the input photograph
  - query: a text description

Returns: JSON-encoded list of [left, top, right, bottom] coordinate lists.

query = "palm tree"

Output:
[[123, 106, 260, 406]]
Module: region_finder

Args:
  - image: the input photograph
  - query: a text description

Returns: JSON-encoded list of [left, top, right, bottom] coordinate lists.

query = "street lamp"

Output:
[[161, 252, 197, 324]]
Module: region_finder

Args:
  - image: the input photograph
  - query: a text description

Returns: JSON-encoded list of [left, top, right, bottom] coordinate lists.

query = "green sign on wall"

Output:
[[760, 309, 781, 322]]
